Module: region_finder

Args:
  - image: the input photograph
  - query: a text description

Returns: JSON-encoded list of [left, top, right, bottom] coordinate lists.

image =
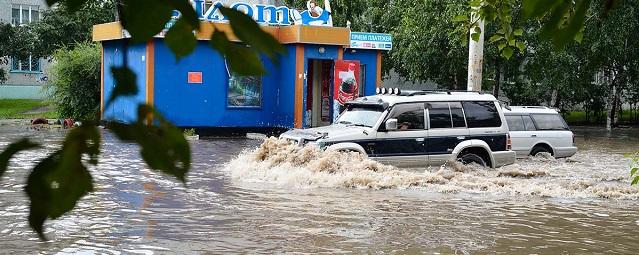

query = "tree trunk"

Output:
[[493, 61, 504, 98], [607, 84, 616, 131]]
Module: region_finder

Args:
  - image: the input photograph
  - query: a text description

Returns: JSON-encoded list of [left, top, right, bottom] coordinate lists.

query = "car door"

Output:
[[505, 115, 528, 157], [426, 102, 470, 165], [374, 103, 427, 167], [520, 114, 541, 153]]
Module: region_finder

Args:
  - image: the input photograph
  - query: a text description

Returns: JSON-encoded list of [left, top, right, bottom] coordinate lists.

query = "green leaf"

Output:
[[108, 66, 138, 107], [522, 0, 560, 18], [489, 35, 503, 43], [516, 41, 526, 52], [508, 39, 516, 46], [498, 42, 507, 50], [122, 0, 173, 43], [168, 0, 201, 29], [109, 105, 190, 183], [473, 26, 482, 34], [218, 6, 284, 60], [514, 28, 524, 36], [502, 47, 514, 59], [25, 124, 100, 240], [165, 18, 197, 61], [210, 30, 229, 55], [225, 44, 266, 76], [632, 176, 639, 186], [0, 139, 40, 178], [453, 15, 469, 22], [471, 32, 480, 42], [631, 167, 638, 177], [208, 30, 265, 76]]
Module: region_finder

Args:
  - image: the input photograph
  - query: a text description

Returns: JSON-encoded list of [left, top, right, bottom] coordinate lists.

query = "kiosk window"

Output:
[[358, 65, 366, 97], [389, 103, 424, 130], [227, 74, 262, 108], [462, 101, 502, 128], [428, 102, 452, 129]]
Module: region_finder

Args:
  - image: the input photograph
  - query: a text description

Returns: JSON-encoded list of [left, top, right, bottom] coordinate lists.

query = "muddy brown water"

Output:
[[0, 126, 638, 254]]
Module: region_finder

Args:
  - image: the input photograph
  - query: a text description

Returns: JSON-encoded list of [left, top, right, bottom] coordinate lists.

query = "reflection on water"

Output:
[[0, 126, 638, 253]]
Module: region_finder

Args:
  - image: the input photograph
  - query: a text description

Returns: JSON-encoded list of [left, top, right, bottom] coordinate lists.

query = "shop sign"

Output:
[[187, 0, 333, 27], [350, 32, 393, 50]]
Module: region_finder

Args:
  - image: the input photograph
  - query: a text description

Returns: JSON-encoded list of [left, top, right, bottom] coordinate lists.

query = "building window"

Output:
[[11, 56, 42, 73], [227, 73, 262, 108], [11, 4, 40, 26]]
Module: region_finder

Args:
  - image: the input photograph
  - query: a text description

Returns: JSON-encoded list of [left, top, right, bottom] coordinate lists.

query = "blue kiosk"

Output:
[[93, 1, 392, 131]]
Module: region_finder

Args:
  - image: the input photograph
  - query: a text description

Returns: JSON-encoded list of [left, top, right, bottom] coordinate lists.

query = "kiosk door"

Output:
[[307, 60, 334, 127]]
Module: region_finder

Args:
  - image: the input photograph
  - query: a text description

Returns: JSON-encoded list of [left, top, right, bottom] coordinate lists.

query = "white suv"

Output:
[[281, 90, 516, 168], [504, 106, 577, 158]]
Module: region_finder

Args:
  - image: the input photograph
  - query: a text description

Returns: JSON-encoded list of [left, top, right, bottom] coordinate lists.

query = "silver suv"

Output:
[[281, 90, 516, 168], [504, 106, 577, 158]]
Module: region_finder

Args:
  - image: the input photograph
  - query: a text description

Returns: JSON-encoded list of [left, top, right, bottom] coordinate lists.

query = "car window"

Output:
[[427, 102, 452, 129], [531, 114, 568, 130], [522, 115, 536, 131], [506, 115, 525, 131], [336, 105, 384, 128], [462, 101, 502, 128], [389, 103, 425, 130], [450, 102, 466, 128]]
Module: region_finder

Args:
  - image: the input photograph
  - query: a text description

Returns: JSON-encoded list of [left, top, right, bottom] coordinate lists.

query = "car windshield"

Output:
[[336, 105, 384, 128]]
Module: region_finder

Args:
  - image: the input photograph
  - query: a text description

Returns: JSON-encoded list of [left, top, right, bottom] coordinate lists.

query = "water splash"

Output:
[[225, 138, 639, 199]]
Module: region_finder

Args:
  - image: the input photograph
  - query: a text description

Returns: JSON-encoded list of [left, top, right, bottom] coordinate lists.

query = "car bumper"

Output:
[[554, 146, 578, 158], [493, 151, 516, 167]]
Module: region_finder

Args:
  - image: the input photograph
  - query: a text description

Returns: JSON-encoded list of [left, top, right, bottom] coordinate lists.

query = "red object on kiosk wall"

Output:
[[188, 72, 203, 84], [333, 60, 360, 105]]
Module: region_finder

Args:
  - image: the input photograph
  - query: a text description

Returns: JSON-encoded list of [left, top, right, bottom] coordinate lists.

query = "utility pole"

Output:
[[467, 11, 484, 92]]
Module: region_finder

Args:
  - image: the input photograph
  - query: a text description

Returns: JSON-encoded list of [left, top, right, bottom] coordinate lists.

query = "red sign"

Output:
[[333, 60, 361, 105], [188, 72, 203, 84]]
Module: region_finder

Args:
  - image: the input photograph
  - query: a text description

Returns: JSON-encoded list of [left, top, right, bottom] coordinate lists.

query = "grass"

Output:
[[0, 99, 57, 119], [563, 110, 639, 124]]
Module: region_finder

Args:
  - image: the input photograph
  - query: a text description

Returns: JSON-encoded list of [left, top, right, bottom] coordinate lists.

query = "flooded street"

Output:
[[1, 126, 639, 254]]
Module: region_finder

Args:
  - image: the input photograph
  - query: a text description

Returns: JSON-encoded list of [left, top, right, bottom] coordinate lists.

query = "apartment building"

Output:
[[0, 0, 49, 99]]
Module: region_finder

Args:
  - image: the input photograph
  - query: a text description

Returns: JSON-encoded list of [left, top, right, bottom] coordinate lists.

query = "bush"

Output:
[[47, 43, 101, 120]]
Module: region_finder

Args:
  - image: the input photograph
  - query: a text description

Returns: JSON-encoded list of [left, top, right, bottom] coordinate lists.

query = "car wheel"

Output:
[[458, 153, 487, 167], [530, 146, 552, 157]]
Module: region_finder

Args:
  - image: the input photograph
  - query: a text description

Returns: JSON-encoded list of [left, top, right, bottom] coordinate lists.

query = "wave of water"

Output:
[[225, 138, 639, 199]]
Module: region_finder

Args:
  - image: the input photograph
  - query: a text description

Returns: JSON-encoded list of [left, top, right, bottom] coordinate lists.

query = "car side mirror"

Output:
[[385, 118, 398, 131]]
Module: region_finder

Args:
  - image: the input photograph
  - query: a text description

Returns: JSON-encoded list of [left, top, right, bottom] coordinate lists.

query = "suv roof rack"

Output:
[[511, 106, 550, 109], [403, 90, 485, 96]]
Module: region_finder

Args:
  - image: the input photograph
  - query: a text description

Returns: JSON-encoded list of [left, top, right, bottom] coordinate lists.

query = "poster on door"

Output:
[[333, 60, 361, 120]]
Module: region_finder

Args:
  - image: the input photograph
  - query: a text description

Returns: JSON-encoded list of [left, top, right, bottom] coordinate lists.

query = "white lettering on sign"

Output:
[[350, 32, 393, 51], [181, 0, 332, 26]]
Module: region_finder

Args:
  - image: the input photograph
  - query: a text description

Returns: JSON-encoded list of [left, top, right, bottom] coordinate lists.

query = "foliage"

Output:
[[0, 0, 286, 240], [30, 0, 116, 58], [368, 0, 469, 89], [183, 128, 197, 137], [47, 43, 101, 120], [456, 0, 526, 59], [628, 152, 639, 185], [0, 24, 37, 83]]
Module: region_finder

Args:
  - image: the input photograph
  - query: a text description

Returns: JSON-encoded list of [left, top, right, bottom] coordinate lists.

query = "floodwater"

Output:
[[0, 125, 638, 254]]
